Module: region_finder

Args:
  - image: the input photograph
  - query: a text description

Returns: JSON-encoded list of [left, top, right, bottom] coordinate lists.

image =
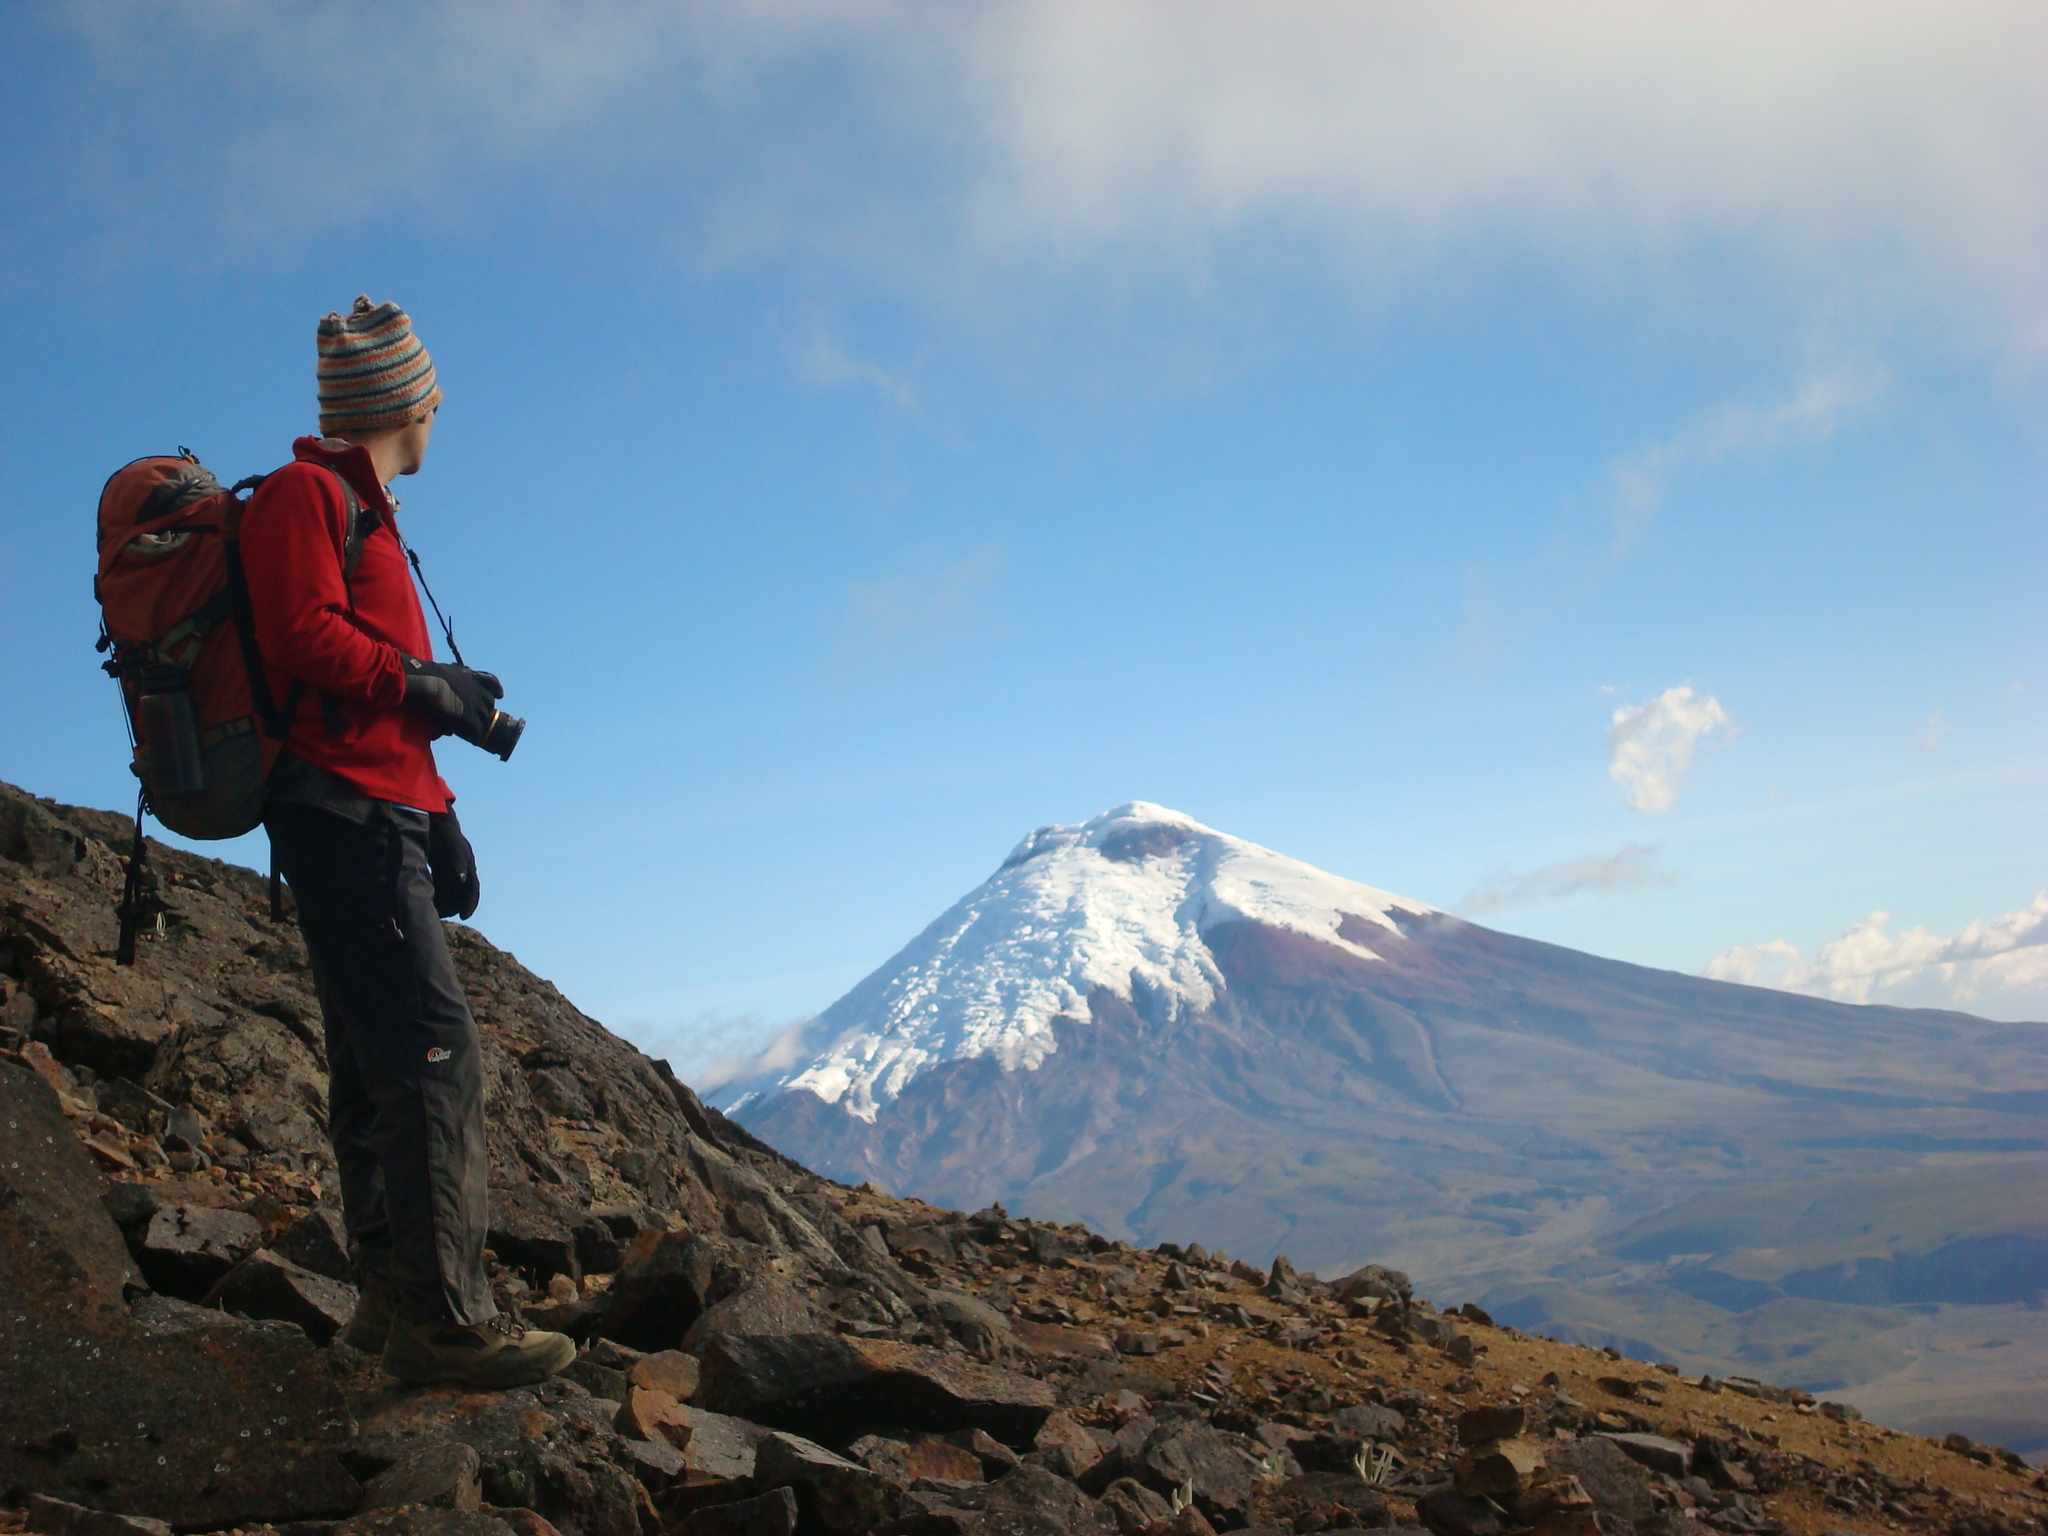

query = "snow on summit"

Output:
[[718, 803, 1435, 1122]]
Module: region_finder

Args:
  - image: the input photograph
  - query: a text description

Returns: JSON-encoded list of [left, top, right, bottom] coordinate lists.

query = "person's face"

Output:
[[393, 407, 437, 476]]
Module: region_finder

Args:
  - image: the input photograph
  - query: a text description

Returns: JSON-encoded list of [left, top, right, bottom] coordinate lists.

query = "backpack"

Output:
[[94, 448, 368, 960]]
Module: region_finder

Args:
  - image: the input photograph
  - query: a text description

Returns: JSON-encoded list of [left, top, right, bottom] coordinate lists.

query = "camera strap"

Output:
[[399, 535, 464, 668]]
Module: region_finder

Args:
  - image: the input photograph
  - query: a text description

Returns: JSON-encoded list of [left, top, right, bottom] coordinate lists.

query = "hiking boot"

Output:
[[337, 1276, 396, 1354], [381, 1311, 575, 1389]]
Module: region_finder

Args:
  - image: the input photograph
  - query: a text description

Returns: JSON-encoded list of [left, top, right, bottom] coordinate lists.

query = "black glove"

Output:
[[427, 809, 480, 920], [403, 656, 503, 747]]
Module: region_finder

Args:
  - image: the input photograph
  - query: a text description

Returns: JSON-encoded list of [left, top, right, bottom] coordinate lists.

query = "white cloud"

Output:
[[1610, 366, 1888, 545], [1909, 713, 1953, 753], [1706, 894, 2048, 1017], [795, 331, 919, 410], [1607, 684, 1732, 813], [1457, 842, 1676, 916], [31, 3, 2048, 354]]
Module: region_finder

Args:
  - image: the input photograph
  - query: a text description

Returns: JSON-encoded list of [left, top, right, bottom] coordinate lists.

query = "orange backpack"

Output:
[[94, 448, 366, 959]]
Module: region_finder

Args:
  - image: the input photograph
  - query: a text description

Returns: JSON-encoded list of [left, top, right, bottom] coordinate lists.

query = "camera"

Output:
[[479, 709, 525, 761]]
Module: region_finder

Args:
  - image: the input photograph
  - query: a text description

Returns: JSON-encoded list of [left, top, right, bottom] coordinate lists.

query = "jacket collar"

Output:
[[292, 435, 398, 515]]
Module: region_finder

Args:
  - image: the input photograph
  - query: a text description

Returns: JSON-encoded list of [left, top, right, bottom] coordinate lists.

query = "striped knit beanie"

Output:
[[316, 295, 443, 433]]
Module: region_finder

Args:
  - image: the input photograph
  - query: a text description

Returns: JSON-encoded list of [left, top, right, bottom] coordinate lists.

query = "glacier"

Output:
[[716, 801, 1434, 1122]]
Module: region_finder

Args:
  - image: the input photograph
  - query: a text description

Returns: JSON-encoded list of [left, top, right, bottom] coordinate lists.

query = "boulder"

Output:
[[23, 1496, 172, 1536], [133, 1201, 264, 1298], [945, 1426, 1023, 1478], [615, 1384, 694, 1450], [334, 1511, 517, 1536], [675, 1406, 776, 1485], [1416, 1489, 1506, 1536], [1098, 1477, 1173, 1535], [1456, 1403, 1527, 1446], [1597, 1432, 1692, 1480], [1034, 1410, 1105, 1476], [681, 1271, 822, 1352], [975, 1464, 1118, 1536], [1333, 1264, 1412, 1304], [628, 1348, 702, 1402], [276, 1205, 354, 1280], [675, 1487, 799, 1536], [352, 1379, 648, 1536], [850, 1435, 985, 1485], [927, 1286, 1014, 1355], [1129, 1423, 1266, 1521], [697, 1331, 1057, 1447], [486, 1182, 583, 1284], [0, 1060, 357, 1531], [1543, 1436, 1658, 1524], [754, 1431, 906, 1534], [1454, 1436, 1545, 1498], [203, 1247, 359, 1344], [599, 1229, 718, 1351], [1332, 1402, 1405, 1443], [358, 1441, 485, 1514], [1274, 1473, 1387, 1522]]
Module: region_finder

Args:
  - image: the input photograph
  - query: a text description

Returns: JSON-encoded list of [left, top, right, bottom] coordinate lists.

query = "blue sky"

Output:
[[3, 3, 2044, 1079]]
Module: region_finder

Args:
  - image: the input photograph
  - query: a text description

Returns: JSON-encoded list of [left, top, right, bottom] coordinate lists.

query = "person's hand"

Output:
[[427, 809, 480, 920], [403, 657, 503, 746]]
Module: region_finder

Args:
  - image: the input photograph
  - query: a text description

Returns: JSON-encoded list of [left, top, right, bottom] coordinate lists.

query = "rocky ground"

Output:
[[2, 779, 2044, 1536]]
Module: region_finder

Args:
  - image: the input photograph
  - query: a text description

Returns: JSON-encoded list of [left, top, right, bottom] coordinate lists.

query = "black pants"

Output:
[[266, 799, 493, 1326]]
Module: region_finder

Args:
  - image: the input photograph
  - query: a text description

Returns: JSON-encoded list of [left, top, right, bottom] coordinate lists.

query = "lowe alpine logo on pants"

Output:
[[426, 1047, 453, 1063]]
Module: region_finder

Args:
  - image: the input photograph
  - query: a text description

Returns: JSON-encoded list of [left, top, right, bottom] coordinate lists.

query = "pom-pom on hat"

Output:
[[316, 294, 442, 433]]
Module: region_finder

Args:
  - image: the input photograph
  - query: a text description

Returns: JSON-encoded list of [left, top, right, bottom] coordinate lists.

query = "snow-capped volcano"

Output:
[[719, 803, 2047, 1443], [720, 802, 1435, 1122]]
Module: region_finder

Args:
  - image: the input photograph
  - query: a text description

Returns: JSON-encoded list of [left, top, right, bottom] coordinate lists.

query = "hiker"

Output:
[[236, 296, 572, 1388]]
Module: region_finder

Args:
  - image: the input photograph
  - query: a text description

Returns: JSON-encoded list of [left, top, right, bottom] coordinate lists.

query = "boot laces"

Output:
[[485, 1312, 529, 1341]]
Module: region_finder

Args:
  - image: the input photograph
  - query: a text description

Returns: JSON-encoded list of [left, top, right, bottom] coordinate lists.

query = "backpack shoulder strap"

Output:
[[336, 474, 375, 583]]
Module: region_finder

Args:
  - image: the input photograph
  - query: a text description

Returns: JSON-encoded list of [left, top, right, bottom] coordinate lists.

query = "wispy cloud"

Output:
[[841, 546, 1002, 656], [1607, 684, 1732, 813], [28, 4, 2048, 353], [1609, 366, 1888, 547], [628, 1012, 817, 1094], [1909, 713, 1952, 754], [1706, 894, 2048, 1014], [1457, 842, 1676, 917], [795, 331, 919, 410]]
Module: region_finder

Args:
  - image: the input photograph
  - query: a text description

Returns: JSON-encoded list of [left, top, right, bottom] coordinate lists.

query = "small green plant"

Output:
[[1171, 1478, 1196, 1514]]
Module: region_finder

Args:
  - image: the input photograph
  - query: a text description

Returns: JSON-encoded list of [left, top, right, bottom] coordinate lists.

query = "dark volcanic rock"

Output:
[[1128, 1422, 1266, 1520], [359, 1441, 485, 1513], [334, 1510, 518, 1536], [133, 1201, 265, 1298], [23, 1495, 172, 1536], [599, 1230, 720, 1351], [204, 1246, 359, 1343], [698, 1331, 1057, 1448], [0, 1061, 358, 1529], [1544, 1435, 1659, 1523], [276, 1204, 355, 1280], [352, 1380, 647, 1536], [753, 1431, 905, 1534], [681, 1271, 822, 1352], [675, 1487, 798, 1536], [976, 1464, 1117, 1536], [1416, 1488, 1506, 1536]]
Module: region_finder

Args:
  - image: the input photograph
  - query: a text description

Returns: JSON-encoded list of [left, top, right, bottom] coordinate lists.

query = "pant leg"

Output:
[[312, 957, 395, 1283], [267, 800, 494, 1326]]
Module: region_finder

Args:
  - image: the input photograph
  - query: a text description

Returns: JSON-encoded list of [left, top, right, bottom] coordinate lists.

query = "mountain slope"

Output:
[[724, 803, 2048, 1449]]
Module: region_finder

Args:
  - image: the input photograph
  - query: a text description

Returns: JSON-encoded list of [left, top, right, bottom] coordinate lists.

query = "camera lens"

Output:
[[480, 710, 525, 762]]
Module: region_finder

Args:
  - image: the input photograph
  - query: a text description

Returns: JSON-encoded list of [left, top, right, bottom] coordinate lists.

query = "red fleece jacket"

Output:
[[240, 437, 453, 812]]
